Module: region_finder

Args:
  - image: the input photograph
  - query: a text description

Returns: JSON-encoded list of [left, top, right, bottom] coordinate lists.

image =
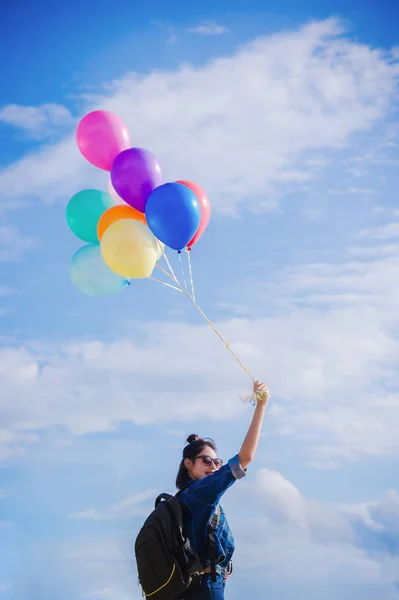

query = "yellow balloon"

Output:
[[101, 219, 158, 278]]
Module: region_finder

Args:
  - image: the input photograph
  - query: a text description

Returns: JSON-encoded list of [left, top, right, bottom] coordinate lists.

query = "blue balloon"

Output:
[[69, 245, 129, 296], [145, 182, 201, 251]]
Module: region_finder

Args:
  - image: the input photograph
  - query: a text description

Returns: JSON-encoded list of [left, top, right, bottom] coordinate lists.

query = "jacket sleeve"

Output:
[[184, 454, 247, 506]]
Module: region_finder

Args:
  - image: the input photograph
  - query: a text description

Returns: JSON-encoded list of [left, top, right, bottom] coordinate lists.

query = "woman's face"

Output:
[[184, 445, 223, 481]]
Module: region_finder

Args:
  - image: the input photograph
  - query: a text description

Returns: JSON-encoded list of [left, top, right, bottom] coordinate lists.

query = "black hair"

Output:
[[175, 434, 217, 490]]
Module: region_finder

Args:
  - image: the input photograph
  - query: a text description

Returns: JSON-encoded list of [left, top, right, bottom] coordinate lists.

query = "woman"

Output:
[[177, 380, 269, 600]]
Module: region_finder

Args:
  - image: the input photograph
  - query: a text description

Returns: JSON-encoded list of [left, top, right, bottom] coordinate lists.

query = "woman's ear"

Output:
[[184, 458, 191, 471]]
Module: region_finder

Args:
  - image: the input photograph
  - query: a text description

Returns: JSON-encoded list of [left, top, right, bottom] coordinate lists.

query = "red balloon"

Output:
[[176, 180, 211, 249]]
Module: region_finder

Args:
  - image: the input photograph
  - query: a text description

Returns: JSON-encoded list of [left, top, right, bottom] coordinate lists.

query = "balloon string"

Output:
[[158, 249, 255, 384], [149, 276, 183, 292], [182, 289, 255, 382], [155, 264, 179, 284], [161, 250, 180, 285], [186, 249, 196, 302], [178, 252, 188, 291]]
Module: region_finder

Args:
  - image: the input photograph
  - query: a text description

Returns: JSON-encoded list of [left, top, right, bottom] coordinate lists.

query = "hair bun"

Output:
[[186, 434, 201, 444]]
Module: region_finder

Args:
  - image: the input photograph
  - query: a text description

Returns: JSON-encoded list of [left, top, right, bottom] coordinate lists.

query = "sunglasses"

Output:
[[194, 455, 223, 468]]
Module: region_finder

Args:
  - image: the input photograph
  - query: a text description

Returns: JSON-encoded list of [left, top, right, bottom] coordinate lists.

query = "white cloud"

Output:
[[327, 186, 379, 196], [0, 103, 73, 139], [369, 489, 399, 534], [68, 488, 158, 520], [57, 537, 143, 600], [0, 429, 39, 461], [0, 225, 39, 262], [348, 243, 399, 257], [187, 21, 229, 35], [253, 469, 308, 527], [0, 19, 397, 216], [358, 221, 399, 240], [64, 538, 126, 563], [227, 469, 399, 594], [164, 428, 188, 438]]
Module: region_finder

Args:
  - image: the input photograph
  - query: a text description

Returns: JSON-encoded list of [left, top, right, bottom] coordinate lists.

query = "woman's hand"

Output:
[[224, 561, 233, 581], [253, 380, 269, 405]]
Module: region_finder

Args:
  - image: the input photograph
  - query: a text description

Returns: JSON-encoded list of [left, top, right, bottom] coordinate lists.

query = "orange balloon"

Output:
[[97, 205, 147, 241]]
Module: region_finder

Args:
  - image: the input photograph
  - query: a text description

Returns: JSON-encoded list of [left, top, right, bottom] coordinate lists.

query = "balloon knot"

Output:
[[177, 250, 181, 254]]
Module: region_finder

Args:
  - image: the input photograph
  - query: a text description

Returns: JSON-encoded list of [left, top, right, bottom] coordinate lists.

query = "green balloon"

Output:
[[66, 189, 114, 244]]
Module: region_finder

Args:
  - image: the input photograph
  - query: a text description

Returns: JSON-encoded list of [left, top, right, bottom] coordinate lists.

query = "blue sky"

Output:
[[1, 1, 399, 599]]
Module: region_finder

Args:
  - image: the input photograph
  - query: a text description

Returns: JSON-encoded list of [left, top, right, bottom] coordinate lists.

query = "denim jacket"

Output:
[[179, 454, 247, 574]]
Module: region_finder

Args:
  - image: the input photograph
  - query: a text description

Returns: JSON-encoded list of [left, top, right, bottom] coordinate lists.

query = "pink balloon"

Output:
[[177, 180, 211, 249], [76, 110, 131, 171], [108, 177, 126, 205]]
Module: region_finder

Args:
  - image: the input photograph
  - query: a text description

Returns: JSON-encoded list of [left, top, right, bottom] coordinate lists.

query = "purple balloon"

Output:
[[110, 148, 162, 213]]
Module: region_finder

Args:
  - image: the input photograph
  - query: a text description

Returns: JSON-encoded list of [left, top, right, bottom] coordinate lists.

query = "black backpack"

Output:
[[134, 489, 220, 599]]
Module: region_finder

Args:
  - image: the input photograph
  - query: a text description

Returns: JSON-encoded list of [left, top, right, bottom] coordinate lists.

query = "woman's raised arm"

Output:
[[239, 380, 269, 470]]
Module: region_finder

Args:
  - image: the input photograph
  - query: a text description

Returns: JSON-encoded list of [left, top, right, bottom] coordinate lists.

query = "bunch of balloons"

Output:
[[66, 110, 211, 296]]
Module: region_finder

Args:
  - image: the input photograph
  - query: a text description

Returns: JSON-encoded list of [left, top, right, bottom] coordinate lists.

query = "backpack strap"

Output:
[[154, 493, 187, 548], [155, 493, 173, 508], [168, 488, 221, 581], [208, 505, 221, 583]]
